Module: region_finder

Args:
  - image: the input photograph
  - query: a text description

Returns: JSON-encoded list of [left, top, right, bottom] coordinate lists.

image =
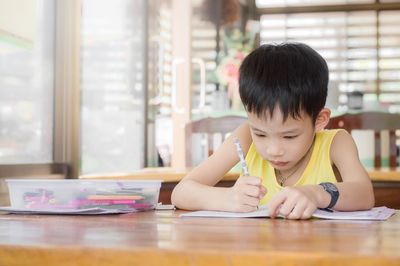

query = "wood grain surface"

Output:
[[0, 210, 399, 266]]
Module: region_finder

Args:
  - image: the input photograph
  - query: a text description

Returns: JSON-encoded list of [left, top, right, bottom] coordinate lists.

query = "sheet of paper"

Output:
[[312, 206, 396, 220], [180, 206, 396, 221], [0, 206, 138, 215], [180, 206, 271, 218], [0, 203, 174, 215]]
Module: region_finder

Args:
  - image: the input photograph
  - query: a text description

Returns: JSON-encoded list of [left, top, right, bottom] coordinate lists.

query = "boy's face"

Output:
[[247, 107, 316, 171]]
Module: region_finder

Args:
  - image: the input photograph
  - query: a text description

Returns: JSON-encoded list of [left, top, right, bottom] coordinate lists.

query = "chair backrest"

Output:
[[326, 112, 400, 167], [185, 115, 247, 167]]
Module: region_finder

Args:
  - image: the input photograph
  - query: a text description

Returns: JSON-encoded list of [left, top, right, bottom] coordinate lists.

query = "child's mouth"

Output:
[[270, 161, 288, 167]]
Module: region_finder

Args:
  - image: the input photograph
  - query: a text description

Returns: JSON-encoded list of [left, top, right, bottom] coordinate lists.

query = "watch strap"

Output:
[[319, 182, 339, 209]]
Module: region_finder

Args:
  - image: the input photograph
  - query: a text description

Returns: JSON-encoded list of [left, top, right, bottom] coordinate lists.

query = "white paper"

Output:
[[0, 206, 138, 215], [312, 207, 395, 220], [180, 206, 396, 221], [180, 206, 271, 218]]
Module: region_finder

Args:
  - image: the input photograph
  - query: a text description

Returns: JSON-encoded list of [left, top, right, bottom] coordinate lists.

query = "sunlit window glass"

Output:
[[80, 0, 146, 173], [0, 0, 55, 163]]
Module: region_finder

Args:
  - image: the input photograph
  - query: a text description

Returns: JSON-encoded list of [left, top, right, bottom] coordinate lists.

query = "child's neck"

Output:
[[275, 138, 315, 186]]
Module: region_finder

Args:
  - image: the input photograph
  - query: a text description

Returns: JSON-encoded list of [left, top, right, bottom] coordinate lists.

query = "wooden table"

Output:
[[80, 167, 400, 208], [0, 210, 398, 266]]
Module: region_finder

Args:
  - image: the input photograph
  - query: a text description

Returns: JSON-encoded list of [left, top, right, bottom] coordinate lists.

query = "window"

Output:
[[150, 0, 223, 167], [0, 0, 55, 163], [257, 0, 400, 112], [80, 0, 147, 173], [1, 0, 174, 175]]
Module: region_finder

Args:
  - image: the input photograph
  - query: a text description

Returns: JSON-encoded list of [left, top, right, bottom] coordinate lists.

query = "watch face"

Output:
[[324, 182, 338, 192]]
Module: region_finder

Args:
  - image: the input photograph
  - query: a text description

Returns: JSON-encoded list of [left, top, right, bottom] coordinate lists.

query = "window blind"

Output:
[[257, 1, 400, 112]]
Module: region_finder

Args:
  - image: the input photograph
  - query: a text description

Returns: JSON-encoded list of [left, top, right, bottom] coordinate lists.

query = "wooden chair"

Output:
[[326, 112, 400, 167], [185, 115, 247, 167]]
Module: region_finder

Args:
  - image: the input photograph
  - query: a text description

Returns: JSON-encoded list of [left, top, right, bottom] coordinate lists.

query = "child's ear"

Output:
[[314, 108, 331, 131]]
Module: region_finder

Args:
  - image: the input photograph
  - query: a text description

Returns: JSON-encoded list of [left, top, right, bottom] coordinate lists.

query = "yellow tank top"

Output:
[[245, 129, 342, 205]]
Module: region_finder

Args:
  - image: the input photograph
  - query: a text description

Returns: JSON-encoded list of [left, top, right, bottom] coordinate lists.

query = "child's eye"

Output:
[[254, 133, 266, 138], [284, 135, 298, 139]]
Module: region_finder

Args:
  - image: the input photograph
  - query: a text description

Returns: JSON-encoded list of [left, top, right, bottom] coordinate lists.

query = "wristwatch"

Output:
[[319, 182, 339, 209]]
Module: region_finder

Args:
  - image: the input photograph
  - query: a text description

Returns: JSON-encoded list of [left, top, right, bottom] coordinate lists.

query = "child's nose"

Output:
[[266, 142, 284, 157]]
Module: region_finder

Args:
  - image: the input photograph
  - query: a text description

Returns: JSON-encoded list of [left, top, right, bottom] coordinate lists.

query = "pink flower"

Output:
[[225, 62, 239, 82], [216, 50, 248, 100]]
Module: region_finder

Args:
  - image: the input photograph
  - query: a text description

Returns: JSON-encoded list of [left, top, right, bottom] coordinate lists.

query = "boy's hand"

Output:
[[226, 175, 267, 213], [267, 186, 318, 219]]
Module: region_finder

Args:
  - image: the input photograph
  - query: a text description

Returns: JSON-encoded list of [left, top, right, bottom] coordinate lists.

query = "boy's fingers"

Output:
[[286, 202, 306, 220], [239, 204, 258, 213], [260, 186, 267, 196], [235, 176, 260, 187], [242, 176, 262, 186], [301, 206, 316, 219], [278, 196, 298, 217], [305, 206, 316, 219], [243, 195, 260, 207], [244, 185, 262, 197], [267, 193, 287, 218]]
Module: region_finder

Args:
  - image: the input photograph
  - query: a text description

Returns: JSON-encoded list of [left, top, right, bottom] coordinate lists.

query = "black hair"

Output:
[[239, 42, 329, 123]]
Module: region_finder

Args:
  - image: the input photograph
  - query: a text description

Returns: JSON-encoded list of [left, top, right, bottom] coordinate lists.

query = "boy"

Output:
[[171, 43, 374, 220]]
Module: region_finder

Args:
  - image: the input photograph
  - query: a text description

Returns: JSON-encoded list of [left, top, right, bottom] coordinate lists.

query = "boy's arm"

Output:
[[171, 123, 265, 212], [298, 130, 374, 212], [322, 130, 375, 210], [268, 130, 374, 219]]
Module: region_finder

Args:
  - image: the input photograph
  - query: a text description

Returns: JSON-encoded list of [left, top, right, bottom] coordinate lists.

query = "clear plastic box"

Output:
[[6, 179, 162, 211]]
